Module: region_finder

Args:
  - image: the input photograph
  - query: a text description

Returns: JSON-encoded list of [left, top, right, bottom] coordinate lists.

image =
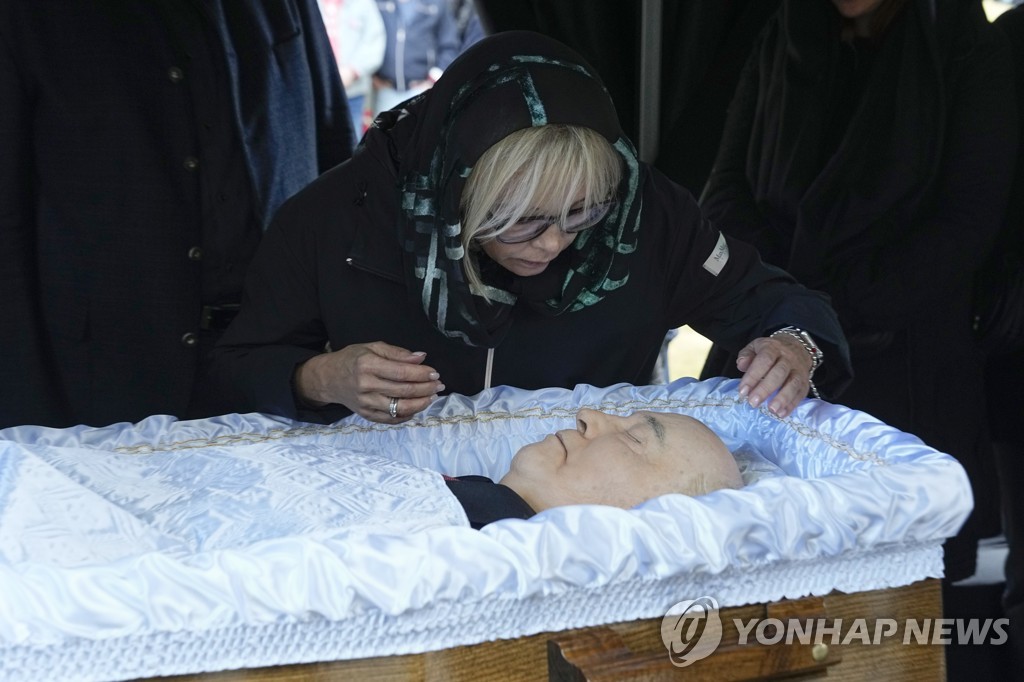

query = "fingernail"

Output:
[[738, 385, 750, 397], [748, 395, 760, 407], [429, 394, 439, 402], [412, 351, 426, 357], [429, 371, 440, 380], [769, 403, 780, 415], [436, 383, 446, 392]]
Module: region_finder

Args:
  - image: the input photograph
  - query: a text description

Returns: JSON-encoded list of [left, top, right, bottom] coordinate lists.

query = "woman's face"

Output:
[[479, 223, 578, 277], [479, 191, 587, 277]]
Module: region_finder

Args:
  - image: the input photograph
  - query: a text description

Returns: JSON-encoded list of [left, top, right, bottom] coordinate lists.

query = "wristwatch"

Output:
[[769, 326, 824, 398]]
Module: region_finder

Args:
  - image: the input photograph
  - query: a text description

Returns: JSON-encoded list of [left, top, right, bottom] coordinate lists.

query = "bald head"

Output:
[[662, 413, 744, 497], [499, 409, 743, 513]]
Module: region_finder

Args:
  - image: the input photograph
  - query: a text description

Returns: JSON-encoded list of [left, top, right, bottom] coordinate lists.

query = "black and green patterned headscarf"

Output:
[[392, 31, 644, 348]]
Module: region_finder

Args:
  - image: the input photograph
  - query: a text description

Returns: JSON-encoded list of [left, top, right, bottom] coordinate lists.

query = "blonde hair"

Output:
[[459, 124, 622, 296]]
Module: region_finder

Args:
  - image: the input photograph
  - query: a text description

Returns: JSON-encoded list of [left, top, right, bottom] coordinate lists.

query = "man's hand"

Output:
[[294, 342, 445, 423], [735, 335, 814, 418]]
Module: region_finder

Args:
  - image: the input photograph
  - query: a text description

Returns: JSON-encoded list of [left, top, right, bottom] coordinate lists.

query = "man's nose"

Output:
[[576, 408, 615, 436]]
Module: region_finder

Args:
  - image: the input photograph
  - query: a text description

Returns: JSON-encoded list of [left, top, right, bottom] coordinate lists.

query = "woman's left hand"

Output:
[[734, 335, 814, 418]]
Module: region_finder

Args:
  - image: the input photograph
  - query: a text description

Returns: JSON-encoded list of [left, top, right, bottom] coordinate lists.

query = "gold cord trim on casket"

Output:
[[112, 396, 882, 464]]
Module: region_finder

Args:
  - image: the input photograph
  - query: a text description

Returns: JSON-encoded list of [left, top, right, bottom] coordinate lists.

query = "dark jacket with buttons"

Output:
[[0, 0, 354, 429]]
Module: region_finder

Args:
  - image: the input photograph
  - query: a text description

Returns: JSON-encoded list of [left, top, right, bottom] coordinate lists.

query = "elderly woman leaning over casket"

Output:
[[210, 31, 852, 426]]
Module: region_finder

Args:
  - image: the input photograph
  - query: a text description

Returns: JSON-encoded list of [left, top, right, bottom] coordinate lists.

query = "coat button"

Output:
[[187, 246, 203, 261], [168, 66, 184, 83], [181, 332, 198, 347], [183, 156, 199, 171]]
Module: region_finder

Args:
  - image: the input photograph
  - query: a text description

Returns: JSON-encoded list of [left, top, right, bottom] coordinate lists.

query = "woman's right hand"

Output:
[[293, 342, 445, 423]]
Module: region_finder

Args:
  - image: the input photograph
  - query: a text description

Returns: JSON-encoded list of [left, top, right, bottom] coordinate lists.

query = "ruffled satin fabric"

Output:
[[0, 377, 971, 681]]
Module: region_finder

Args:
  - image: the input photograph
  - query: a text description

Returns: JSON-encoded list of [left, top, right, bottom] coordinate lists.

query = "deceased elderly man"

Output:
[[447, 408, 744, 528]]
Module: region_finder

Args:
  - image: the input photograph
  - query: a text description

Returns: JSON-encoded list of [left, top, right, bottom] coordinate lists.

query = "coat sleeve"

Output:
[[652, 171, 853, 397], [0, 18, 67, 428], [211, 189, 350, 424], [297, 0, 357, 172]]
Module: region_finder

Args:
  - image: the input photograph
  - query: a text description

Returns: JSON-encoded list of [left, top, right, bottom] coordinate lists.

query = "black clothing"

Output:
[[166, 3, 261, 308], [988, 2, 1024, 434], [989, 5, 1024, 671], [445, 475, 535, 529], [700, 0, 1018, 581], [654, 0, 783, 194], [213, 31, 852, 424], [0, 0, 354, 429]]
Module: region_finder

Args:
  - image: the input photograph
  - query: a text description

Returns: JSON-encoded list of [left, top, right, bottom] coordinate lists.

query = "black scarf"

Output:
[[387, 31, 645, 348]]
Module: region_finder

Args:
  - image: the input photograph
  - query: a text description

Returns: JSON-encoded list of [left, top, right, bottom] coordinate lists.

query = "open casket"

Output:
[[0, 377, 971, 681]]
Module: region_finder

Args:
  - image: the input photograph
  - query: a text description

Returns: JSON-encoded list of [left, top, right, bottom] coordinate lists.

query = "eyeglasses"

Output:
[[493, 199, 617, 244]]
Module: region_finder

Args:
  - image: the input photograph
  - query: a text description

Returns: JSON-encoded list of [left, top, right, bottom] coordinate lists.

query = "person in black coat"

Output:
[[0, 1, 355, 429], [989, 3, 1024, 671], [213, 31, 852, 426], [698, 0, 1018, 581]]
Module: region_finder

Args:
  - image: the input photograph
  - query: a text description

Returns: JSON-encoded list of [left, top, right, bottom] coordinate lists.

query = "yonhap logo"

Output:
[[660, 596, 723, 666], [660, 594, 1009, 667]]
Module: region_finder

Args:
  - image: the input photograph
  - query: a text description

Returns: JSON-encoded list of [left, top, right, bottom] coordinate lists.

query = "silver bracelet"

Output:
[[769, 326, 823, 399]]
